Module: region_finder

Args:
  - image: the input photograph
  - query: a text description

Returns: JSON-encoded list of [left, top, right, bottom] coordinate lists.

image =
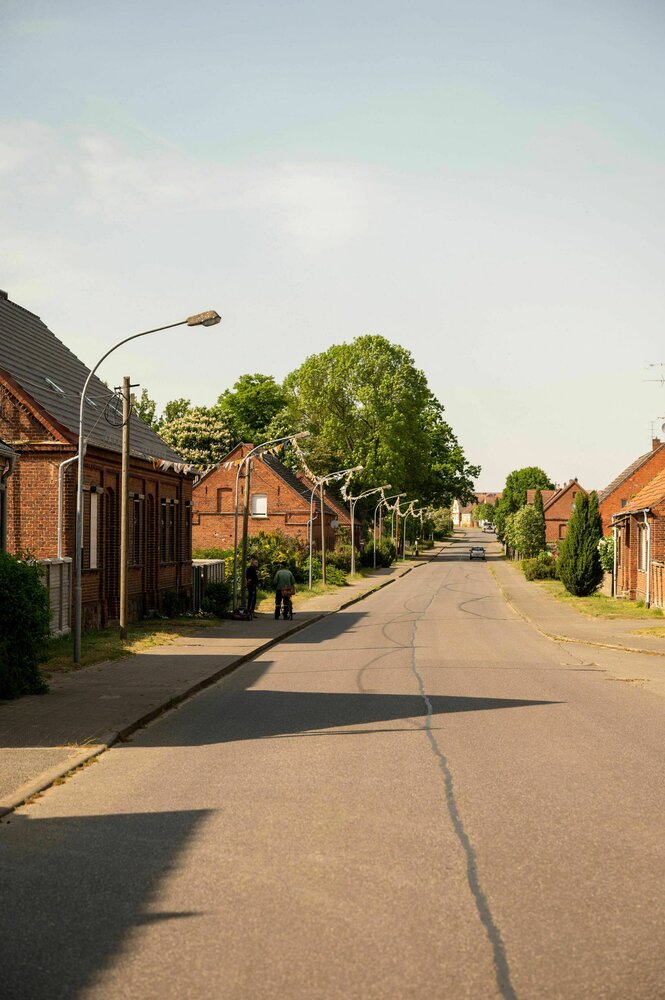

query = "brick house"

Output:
[[0, 291, 195, 628], [526, 480, 588, 545], [598, 438, 665, 535], [612, 469, 665, 607], [192, 443, 338, 551]]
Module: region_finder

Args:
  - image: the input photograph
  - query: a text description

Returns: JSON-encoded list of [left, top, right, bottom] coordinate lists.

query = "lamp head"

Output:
[[187, 310, 221, 327], [293, 431, 311, 440]]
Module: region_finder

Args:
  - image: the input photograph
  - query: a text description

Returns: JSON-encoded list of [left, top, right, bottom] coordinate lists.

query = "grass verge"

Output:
[[44, 617, 223, 675], [533, 579, 664, 619]]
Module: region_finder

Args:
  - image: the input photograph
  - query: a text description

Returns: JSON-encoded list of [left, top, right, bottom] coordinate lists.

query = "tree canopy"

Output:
[[495, 466, 553, 540], [275, 335, 478, 506], [159, 406, 234, 465], [217, 374, 287, 445]]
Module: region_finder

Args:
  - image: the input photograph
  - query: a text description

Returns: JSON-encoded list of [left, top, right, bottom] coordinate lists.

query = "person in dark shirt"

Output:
[[245, 556, 260, 619]]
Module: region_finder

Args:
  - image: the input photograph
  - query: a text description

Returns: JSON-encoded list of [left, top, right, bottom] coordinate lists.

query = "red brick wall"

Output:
[[544, 485, 586, 545], [599, 446, 665, 534], [193, 458, 336, 552], [1, 389, 194, 626]]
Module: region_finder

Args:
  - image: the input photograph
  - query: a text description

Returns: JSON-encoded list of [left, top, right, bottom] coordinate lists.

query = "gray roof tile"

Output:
[[0, 294, 182, 462]]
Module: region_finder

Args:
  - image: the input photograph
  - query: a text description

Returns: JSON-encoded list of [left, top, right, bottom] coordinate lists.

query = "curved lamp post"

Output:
[[372, 493, 405, 568], [231, 431, 310, 609], [347, 485, 390, 576], [73, 310, 221, 663], [308, 466, 363, 588]]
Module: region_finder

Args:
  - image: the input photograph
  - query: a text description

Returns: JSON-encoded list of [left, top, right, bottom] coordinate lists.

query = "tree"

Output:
[[533, 489, 547, 552], [473, 501, 495, 523], [278, 335, 479, 507], [159, 406, 234, 465], [159, 398, 191, 428], [218, 374, 287, 445], [558, 492, 603, 596], [495, 467, 554, 541], [132, 388, 158, 429], [508, 504, 546, 559]]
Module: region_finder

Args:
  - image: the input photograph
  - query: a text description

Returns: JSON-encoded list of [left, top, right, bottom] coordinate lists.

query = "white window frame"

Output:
[[251, 494, 268, 517]]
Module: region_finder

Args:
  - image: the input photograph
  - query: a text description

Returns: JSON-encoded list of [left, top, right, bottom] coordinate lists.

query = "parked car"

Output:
[[469, 546, 486, 561]]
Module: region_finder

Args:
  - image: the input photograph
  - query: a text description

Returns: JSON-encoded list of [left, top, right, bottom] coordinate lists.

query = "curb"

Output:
[[0, 547, 444, 818], [489, 564, 665, 660]]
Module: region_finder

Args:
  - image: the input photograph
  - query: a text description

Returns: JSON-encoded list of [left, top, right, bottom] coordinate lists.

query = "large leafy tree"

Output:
[[218, 374, 287, 445], [495, 466, 553, 540], [558, 491, 603, 596], [276, 335, 478, 507]]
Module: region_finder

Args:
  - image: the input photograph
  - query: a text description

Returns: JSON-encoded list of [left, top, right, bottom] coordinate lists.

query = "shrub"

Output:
[[193, 546, 234, 561], [325, 565, 347, 586], [0, 551, 50, 699], [327, 544, 358, 573], [360, 539, 396, 568], [203, 580, 233, 617], [161, 590, 187, 617], [522, 551, 558, 581], [598, 535, 614, 574]]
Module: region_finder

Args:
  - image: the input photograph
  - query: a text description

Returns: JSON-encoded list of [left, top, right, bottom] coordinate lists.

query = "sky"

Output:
[[2, 0, 665, 491]]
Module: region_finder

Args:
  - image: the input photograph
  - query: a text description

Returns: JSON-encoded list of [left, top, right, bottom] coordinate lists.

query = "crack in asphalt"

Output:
[[407, 558, 521, 1000]]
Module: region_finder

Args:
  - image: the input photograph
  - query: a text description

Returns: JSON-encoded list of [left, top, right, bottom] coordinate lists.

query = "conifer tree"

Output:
[[558, 491, 603, 596]]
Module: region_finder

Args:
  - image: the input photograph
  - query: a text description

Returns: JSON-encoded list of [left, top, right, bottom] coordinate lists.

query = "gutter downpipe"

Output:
[[57, 455, 79, 560], [644, 509, 652, 608], [0, 451, 17, 551]]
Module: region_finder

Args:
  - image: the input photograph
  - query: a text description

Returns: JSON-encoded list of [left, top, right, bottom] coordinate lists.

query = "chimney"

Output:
[[653, 438, 661, 452]]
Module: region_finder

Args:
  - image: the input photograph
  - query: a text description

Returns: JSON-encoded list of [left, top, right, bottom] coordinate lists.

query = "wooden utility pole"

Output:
[[320, 482, 326, 584], [240, 458, 252, 607], [119, 376, 130, 639]]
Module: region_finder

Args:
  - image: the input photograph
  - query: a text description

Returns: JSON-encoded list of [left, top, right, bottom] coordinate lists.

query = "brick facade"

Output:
[[193, 444, 337, 552], [598, 439, 665, 535], [613, 468, 665, 607], [526, 481, 588, 545]]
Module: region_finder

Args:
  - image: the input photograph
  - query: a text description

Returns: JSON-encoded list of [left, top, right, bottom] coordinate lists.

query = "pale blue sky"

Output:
[[2, 0, 665, 490]]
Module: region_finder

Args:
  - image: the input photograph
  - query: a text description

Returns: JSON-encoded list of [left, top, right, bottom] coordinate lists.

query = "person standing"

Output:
[[273, 561, 296, 619], [245, 556, 260, 620]]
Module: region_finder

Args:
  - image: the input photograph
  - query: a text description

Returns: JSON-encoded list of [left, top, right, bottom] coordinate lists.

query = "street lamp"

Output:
[[347, 485, 391, 576], [231, 431, 310, 609], [308, 466, 363, 588], [372, 493, 405, 568], [400, 500, 419, 558], [73, 310, 221, 663]]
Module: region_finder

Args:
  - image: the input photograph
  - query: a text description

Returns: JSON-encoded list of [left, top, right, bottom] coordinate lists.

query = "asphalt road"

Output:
[[2, 532, 665, 1000]]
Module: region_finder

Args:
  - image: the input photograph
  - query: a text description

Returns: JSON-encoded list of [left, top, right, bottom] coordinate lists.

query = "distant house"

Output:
[[526, 480, 588, 545], [0, 438, 16, 551], [451, 498, 474, 528], [475, 491, 502, 507], [612, 468, 665, 607], [598, 438, 665, 535], [192, 443, 338, 552], [0, 290, 195, 628]]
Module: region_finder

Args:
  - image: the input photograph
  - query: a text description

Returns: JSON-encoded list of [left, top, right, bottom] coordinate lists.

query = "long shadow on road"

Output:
[[128, 688, 563, 747]]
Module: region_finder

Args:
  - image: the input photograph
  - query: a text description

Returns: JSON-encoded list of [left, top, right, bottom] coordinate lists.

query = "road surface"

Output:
[[2, 532, 665, 999]]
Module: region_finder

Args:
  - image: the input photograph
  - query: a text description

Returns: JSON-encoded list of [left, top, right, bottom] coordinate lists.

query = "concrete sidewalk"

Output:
[[493, 558, 665, 655], [0, 547, 443, 816]]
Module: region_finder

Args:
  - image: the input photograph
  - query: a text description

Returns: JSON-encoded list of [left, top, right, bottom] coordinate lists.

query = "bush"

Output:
[[161, 590, 188, 617], [324, 565, 347, 586], [522, 551, 558, 581], [327, 544, 358, 573], [193, 546, 233, 561], [361, 539, 396, 568], [598, 535, 614, 574], [203, 580, 233, 617], [0, 551, 50, 699]]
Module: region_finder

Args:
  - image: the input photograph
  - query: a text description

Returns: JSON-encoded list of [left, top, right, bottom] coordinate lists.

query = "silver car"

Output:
[[469, 546, 486, 561]]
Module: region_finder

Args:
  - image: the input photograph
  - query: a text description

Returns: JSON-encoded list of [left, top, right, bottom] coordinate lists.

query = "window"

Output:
[[216, 488, 224, 512], [638, 524, 648, 571], [251, 494, 268, 517], [620, 499, 627, 509], [168, 502, 176, 562], [89, 492, 98, 570], [160, 499, 168, 563], [131, 498, 142, 566], [184, 501, 192, 560], [558, 524, 567, 540]]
